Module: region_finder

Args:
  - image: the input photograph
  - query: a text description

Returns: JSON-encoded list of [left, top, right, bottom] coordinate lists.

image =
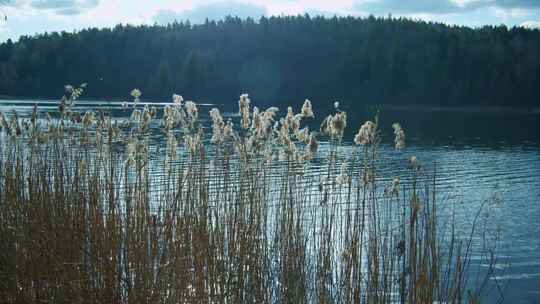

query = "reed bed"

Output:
[[0, 87, 499, 303]]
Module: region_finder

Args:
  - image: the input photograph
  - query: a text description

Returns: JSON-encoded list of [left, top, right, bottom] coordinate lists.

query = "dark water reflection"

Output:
[[1, 99, 539, 303]]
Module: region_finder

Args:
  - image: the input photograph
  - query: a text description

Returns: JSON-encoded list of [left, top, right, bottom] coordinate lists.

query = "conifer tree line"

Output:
[[0, 15, 539, 108]]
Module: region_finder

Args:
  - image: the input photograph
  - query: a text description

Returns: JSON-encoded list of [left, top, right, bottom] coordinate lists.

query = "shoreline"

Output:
[[369, 104, 540, 114], [1, 97, 539, 114]]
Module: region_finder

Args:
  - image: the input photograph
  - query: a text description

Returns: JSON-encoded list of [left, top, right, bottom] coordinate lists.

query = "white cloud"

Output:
[[3, 0, 100, 15], [353, 0, 540, 15], [521, 20, 540, 28], [492, 6, 530, 22], [153, 1, 267, 25], [259, 0, 355, 16]]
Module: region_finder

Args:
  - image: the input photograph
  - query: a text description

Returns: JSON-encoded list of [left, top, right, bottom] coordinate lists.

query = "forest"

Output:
[[0, 14, 539, 109]]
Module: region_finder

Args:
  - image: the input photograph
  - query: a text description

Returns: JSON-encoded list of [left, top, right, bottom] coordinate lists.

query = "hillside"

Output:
[[0, 15, 539, 108]]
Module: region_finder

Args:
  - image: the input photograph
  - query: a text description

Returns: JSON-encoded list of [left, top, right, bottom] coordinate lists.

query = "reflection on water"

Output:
[[1, 99, 539, 303]]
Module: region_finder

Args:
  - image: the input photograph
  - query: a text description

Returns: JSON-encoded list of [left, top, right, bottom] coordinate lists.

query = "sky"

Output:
[[1, 0, 540, 42]]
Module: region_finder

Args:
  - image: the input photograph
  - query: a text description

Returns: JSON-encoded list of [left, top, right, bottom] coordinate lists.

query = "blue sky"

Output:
[[1, 0, 540, 42]]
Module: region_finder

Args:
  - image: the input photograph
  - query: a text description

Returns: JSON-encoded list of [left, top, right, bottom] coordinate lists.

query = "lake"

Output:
[[1, 99, 539, 303]]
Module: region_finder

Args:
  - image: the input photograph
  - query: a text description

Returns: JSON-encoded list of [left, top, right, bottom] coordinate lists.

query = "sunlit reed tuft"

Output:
[[0, 88, 501, 304]]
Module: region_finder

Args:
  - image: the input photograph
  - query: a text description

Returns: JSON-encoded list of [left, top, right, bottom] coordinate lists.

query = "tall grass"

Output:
[[0, 88, 499, 303]]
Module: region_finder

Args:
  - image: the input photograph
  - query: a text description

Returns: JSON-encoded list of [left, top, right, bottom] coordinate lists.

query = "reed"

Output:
[[0, 87, 500, 303]]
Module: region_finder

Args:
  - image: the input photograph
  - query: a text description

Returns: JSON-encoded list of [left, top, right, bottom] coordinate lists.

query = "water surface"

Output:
[[1, 99, 539, 303]]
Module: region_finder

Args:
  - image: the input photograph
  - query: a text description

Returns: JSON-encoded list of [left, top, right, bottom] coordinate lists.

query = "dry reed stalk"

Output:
[[0, 88, 501, 304]]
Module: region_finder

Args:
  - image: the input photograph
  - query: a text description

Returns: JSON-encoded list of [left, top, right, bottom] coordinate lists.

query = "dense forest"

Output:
[[1, 15, 540, 108]]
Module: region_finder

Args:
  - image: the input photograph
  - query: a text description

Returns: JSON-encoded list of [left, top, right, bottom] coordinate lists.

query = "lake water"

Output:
[[1, 99, 539, 303]]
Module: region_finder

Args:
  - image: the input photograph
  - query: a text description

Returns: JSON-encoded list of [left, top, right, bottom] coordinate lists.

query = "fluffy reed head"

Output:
[[354, 121, 375, 145]]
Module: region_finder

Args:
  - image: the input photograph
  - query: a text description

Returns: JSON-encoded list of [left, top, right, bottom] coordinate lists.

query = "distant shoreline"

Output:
[[0, 96, 126, 102], [1, 96, 539, 114], [369, 105, 540, 114]]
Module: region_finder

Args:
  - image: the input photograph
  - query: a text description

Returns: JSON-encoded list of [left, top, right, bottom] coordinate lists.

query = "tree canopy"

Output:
[[1, 15, 539, 109]]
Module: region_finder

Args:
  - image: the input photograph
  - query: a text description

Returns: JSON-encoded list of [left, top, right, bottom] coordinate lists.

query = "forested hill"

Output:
[[1, 15, 540, 108]]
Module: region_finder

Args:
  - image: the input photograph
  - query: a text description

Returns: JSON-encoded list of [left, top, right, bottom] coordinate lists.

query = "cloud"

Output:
[[0, 0, 26, 7], [303, 8, 350, 18], [521, 20, 540, 28], [154, 1, 267, 24], [354, 0, 475, 15], [55, 7, 82, 15], [4, 0, 100, 15], [153, 10, 181, 25], [495, 0, 540, 9], [31, 0, 77, 9], [354, 0, 540, 15]]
